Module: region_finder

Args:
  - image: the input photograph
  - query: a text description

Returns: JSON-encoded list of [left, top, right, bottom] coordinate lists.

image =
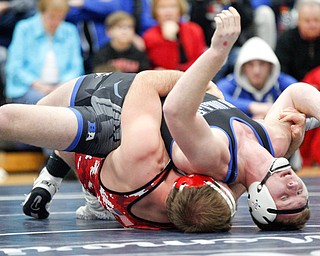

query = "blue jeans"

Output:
[[10, 88, 45, 104]]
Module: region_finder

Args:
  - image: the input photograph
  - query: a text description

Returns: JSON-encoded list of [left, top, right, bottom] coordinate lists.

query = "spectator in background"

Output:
[[0, 0, 36, 106], [143, 0, 206, 71], [251, 1, 277, 49], [5, 0, 84, 105], [271, 0, 296, 31], [275, 0, 320, 81], [216, 36, 301, 170], [216, 37, 297, 119], [302, 66, 320, 90], [66, 0, 157, 73], [299, 66, 320, 167], [92, 11, 150, 73]]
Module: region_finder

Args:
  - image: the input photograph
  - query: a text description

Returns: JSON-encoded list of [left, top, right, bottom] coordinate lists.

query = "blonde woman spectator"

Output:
[[5, 0, 84, 104], [143, 0, 206, 71]]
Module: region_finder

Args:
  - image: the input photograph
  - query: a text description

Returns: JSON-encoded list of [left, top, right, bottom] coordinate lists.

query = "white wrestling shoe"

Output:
[[22, 167, 62, 219], [76, 187, 115, 220]]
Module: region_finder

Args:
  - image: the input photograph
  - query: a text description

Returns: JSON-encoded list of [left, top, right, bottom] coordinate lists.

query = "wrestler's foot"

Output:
[[76, 205, 115, 220], [76, 186, 115, 220], [22, 168, 62, 219]]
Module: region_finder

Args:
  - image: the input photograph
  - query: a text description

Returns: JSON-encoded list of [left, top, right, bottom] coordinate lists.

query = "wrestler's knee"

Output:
[[0, 104, 17, 134]]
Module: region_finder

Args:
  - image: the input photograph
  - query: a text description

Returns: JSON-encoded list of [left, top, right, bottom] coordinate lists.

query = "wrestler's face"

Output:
[[266, 169, 308, 218]]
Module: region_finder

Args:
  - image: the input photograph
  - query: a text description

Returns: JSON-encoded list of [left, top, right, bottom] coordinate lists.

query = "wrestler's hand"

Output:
[[211, 7, 241, 54], [279, 107, 306, 158], [279, 107, 306, 139]]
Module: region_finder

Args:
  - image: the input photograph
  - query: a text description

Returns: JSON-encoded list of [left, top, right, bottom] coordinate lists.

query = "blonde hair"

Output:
[[251, 208, 310, 231], [151, 0, 188, 19], [105, 11, 135, 29], [37, 0, 69, 13], [166, 186, 233, 233]]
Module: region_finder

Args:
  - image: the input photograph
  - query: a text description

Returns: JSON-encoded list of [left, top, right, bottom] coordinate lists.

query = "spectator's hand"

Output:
[[161, 20, 179, 41], [132, 34, 146, 51], [249, 102, 273, 119], [32, 81, 57, 95]]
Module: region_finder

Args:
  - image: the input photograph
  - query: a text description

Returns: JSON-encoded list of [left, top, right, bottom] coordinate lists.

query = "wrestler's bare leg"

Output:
[[19, 79, 79, 218], [0, 104, 78, 149], [0, 103, 78, 218], [22, 78, 114, 220]]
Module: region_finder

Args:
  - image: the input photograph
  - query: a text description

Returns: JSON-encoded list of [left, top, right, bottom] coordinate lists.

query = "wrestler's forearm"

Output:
[[163, 8, 240, 120], [287, 83, 320, 121]]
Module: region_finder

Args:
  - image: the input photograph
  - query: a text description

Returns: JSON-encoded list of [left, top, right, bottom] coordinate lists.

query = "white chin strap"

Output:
[[207, 181, 237, 219]]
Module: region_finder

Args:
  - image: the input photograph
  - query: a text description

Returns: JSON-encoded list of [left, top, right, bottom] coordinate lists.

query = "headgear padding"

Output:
[[174, 174, 237, 219], [248, 157, 308, 225]]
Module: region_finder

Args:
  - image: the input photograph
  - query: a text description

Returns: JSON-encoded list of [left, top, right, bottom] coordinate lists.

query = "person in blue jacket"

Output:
[[216, 36, 297, 119], [216, 37, 303, 170], [5, 0, 84, 104]]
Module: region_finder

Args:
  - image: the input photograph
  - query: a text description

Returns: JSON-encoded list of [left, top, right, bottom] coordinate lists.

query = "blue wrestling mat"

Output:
[[0, 177, 319, 256]]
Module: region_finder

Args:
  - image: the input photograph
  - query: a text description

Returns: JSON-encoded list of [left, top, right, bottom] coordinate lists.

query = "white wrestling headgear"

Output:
[[174, 174, 237, 219], [247, 157, 309, 225]]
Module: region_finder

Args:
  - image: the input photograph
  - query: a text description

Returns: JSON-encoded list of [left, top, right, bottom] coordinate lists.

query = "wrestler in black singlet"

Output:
[[161, 94, 275, 184]]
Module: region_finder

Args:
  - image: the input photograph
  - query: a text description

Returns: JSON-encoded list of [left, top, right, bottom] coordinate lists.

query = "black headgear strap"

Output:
[[268, 201, 309, 215], [257, 159, 291, 192]]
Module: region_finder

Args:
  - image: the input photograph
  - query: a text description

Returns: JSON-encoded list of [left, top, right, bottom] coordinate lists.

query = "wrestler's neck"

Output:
[[237, 141, 275, 188], [131, 171, 180, 223]]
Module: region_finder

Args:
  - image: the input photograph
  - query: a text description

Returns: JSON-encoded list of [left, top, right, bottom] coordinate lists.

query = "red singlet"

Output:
[[75, 153, 175, 230]]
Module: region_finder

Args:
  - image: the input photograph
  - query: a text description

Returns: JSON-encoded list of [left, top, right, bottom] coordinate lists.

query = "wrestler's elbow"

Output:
[[163, 98, 181, 125]]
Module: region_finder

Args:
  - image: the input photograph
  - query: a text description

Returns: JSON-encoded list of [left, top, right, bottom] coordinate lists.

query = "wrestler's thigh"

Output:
[[0, 104, 78, 150], [37, 78, 79, 107]]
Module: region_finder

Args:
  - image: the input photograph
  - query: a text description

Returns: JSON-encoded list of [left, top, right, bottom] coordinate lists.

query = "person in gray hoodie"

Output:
[[216, 36, 297, 120], [216, 37, 302, 170]]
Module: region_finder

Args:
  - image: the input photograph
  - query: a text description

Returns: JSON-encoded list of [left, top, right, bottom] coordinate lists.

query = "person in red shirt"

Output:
[[143, 0, 206, 71], [300, 66, 320, 167]]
